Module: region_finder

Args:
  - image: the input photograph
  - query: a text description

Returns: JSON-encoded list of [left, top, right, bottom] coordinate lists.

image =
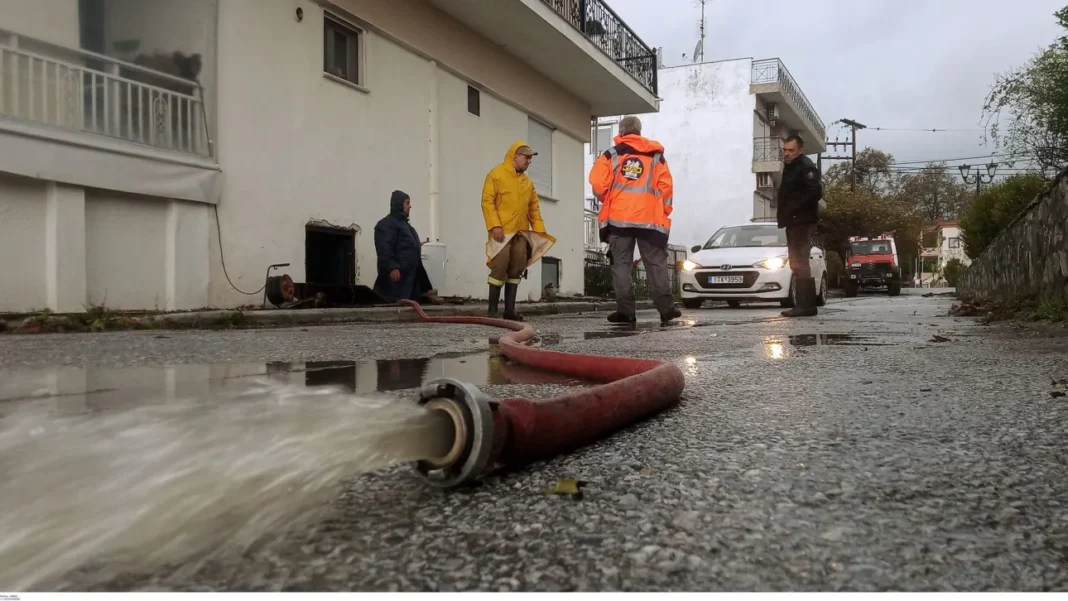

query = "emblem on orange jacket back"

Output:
[[620, 157, 644, 181]]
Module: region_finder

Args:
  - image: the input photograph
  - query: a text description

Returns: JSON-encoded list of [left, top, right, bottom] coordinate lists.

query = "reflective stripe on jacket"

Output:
[[588, 133, 674, 247]]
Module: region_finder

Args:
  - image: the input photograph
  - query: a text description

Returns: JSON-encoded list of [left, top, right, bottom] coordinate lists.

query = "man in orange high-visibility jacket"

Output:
[[589, 115, 681, 325]]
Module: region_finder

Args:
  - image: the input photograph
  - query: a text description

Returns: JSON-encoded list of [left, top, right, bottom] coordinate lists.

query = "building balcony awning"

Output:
[[429, 0, 659, 116], [751, 58, 826, 153], [0, 27, 219, 203]]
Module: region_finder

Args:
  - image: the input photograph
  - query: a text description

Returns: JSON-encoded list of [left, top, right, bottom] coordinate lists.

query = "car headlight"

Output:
[[851, 262, 862, 268], [755, 256, 787, 271], [682, 260, 700, 272]]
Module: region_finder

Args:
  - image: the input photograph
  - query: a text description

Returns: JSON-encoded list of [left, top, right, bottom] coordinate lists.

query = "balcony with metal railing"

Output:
[[584, 208, 602, 249], [0, 28, 212, 158], [428, 0, 659, 115], [0, 27, 219, 204], [753, 136, 783, 162], [539, 0, 657, 97], [751, 58, 825, 152]]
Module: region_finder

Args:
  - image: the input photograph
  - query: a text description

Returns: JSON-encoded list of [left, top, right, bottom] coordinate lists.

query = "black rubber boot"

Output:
[[660, 307, 682, 325], [781, 277, 818, 317], [488, 284, 502, 318], [607, 311, 637, 324], [503, 283, 523, 321]]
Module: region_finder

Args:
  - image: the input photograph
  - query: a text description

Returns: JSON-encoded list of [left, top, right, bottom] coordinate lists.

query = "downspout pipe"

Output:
[[427, 60, 440, 242]]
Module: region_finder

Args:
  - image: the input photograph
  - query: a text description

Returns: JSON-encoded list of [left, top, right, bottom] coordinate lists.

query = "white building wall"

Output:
[[583, 59, 756, 250], [0, 0, 590, 313], [0, 173, 210, 313], [210, 2, 426, 307], [938, 225, 970, 267], [0, 174, 50, 311], [210, 1, 585, 307]]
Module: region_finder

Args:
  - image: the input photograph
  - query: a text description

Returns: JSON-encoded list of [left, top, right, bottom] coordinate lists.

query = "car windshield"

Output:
[[702, 225, 786, 249], [851, 240, 892, 255]]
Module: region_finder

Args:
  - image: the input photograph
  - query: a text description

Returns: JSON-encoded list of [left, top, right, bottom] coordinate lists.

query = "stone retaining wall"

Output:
[[957, 168, 1068, 303]]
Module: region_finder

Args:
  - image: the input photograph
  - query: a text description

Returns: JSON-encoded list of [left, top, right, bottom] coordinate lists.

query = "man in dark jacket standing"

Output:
[[776, 135, 823, 317], [373, 190, 441, 304]]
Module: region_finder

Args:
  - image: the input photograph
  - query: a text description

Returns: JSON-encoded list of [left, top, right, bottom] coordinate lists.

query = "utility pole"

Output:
[[839, 119, 867, 196], [820, 120, 861, 176]]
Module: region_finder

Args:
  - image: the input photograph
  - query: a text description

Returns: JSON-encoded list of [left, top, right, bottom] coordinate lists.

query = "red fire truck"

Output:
[[843, 233, 902, 297]]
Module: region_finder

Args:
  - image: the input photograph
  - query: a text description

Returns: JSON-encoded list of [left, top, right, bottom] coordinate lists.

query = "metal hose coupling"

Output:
[[413, 377, 498, 488]]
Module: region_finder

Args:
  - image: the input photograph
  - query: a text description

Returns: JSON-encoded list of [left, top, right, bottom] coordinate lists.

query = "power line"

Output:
[[886, 152, 1035, 166], [864, 127, 985, 133], [886, 165, 1037, 170], [886, 168, 1038, 174]]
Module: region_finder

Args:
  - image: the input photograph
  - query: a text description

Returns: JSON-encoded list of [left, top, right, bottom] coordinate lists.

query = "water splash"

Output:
[[0, 379, 453, 591]]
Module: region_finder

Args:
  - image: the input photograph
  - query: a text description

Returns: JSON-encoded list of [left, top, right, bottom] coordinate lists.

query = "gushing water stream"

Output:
[[0, 379, 454, 591]]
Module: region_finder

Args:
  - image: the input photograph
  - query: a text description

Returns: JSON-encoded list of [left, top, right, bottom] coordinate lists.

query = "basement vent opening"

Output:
[[306, 223, 356, 286]]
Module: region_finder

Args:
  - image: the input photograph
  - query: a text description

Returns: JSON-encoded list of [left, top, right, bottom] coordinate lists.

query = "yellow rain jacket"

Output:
[[481, 139, 556, 268]]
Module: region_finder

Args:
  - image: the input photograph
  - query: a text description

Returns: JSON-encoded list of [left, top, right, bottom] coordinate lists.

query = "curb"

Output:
[[2, 300, 656, 333], [156, 300, 654, 328]]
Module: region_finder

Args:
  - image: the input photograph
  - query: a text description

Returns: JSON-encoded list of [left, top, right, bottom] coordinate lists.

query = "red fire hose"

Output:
[[397, 299, 686, 488]]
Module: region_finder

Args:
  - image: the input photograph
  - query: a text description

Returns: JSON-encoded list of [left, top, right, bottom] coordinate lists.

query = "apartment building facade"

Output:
[[0, 0, 659, 313], [583, 57, 825, 250]]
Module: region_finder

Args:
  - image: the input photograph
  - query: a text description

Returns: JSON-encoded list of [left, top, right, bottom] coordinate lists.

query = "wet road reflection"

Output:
[[762, 333, 897, 360], [0, 349, 589, 415]]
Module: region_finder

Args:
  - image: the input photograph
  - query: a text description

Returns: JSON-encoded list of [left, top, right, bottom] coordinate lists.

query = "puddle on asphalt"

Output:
[[788, 334, 894, 347], [536, 320, 702, 346], [0, 349, 588, 413], [762, 333, 897, 360], [537, 330, 638, 345]]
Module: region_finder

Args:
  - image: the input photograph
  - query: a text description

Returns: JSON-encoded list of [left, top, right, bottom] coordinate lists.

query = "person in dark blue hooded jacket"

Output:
[[373, 190, 441, 304]]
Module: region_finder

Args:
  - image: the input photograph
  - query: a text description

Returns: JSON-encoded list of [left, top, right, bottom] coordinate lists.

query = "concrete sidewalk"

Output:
[[2, 299, 655, 333], [163, 299, 653, 328]]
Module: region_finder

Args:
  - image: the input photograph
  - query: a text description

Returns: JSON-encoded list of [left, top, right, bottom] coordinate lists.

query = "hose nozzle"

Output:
[[413, 378, 496, 488]]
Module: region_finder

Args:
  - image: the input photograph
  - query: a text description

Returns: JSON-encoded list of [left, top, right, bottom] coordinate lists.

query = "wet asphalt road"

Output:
[[3, 289, 1068, 592]]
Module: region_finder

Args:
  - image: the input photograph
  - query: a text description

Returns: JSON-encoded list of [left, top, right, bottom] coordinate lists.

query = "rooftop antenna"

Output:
[[692, 0, 709, 63]]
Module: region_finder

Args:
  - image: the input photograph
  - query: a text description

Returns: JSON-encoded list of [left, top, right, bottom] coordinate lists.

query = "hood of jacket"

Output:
[[501, 140, 534, 173], [389, 190, 410, 219], [612, 133, 665, 154]]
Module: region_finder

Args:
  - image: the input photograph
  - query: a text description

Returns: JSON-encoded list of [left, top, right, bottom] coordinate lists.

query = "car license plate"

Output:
[[709, 275, 743, 284]]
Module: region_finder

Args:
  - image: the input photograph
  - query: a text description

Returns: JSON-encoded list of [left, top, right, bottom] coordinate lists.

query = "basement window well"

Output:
[[306, 224, 356, 286]]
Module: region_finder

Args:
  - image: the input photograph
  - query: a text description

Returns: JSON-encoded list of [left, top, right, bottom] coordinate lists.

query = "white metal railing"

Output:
[[584, 208, 601, 249], [0, 29, 212, 158], [753, 136, 783, 162]]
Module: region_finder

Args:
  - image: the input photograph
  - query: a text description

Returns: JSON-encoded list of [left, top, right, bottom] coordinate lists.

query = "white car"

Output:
[[679, 222, 828, 309]]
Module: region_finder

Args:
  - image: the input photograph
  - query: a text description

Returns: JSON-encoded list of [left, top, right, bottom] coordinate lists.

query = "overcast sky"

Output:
[[606, 0, 1064, 170]]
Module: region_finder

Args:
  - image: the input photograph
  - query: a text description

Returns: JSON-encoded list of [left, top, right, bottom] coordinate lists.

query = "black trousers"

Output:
[[785, 224, 813, 280]]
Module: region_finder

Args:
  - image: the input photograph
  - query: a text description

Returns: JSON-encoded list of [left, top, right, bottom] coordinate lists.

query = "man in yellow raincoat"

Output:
[[481, 140, 556, 320]]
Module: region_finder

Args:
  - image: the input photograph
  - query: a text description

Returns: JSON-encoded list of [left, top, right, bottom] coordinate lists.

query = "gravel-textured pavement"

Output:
[[3, 289, 1068, 592]]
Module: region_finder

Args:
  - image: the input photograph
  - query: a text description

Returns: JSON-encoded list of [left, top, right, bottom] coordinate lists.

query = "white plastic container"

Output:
[[420, 242, 447, 289]]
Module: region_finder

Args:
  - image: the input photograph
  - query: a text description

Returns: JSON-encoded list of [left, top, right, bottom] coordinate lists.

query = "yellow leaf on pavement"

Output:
[[544, 478, 585, 496]]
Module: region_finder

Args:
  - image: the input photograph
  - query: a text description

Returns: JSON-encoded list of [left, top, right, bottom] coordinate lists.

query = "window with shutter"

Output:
[[527, 117, 553, 198]]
